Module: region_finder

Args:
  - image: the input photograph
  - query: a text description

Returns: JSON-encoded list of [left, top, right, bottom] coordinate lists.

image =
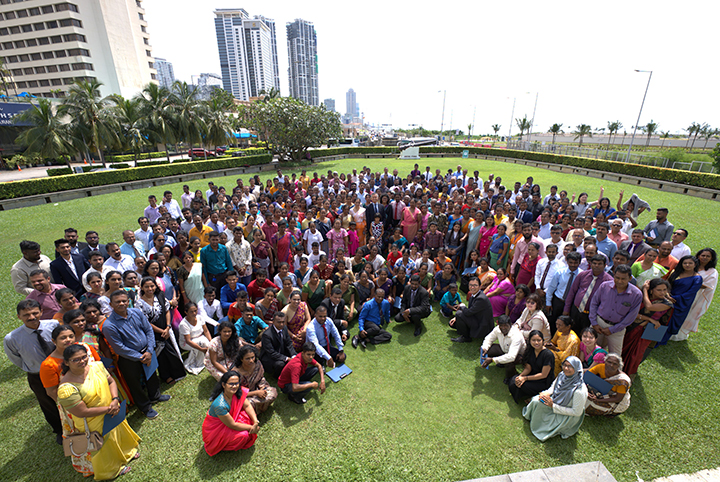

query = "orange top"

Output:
[[39, 343, 100, 388]]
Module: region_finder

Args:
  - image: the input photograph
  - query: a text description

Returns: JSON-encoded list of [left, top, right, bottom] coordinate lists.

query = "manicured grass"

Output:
[[0, 157, 718, 482]]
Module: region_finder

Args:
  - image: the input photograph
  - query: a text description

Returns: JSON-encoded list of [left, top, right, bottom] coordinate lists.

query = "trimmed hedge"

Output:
[[0, 153, 272, 200], [106, 151, 169, 163], [309, 146, 720, 191]]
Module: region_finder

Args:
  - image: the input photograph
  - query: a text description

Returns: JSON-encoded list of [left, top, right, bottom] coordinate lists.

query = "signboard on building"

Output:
[[0, 102, 33, 127]]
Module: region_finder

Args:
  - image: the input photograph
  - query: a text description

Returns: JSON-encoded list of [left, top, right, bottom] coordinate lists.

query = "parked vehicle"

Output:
[[188, 148, 216, 159]]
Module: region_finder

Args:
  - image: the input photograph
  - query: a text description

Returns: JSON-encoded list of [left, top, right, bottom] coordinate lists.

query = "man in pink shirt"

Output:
[[25, 270, 65, 319], [608, 219, 629, 248], [511, 223, 546, 278]]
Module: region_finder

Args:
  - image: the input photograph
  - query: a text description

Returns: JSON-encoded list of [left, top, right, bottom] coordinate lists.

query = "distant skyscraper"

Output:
[[324, 99, 335, 112], [287, 19, 318, 106], [214, 9, 280, 101], [345, 89, 356, 117], [154, 58, 175, 89], [191, 73, 223, 101]]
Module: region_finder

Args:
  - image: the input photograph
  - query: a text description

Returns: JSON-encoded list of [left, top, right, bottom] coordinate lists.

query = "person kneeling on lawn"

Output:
[[306, 305, 346, 368], [352, 289, 393, 348], [277, 342, 325, 405], [439, 283, 464, 318], [480, 315, 526, 383]]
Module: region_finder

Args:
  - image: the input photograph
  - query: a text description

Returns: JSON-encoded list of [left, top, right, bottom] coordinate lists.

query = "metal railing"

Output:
[[506, 140, 715, 173]]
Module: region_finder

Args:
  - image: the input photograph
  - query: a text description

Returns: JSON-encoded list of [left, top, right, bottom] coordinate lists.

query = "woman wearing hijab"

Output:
[[522, 356, 588, 441]]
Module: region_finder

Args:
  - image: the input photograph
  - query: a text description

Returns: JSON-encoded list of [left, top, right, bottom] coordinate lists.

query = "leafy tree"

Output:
[[711, 143, 720, 173], [491, 124, 501, 138], [467, 123, 472, 142], [245, 96, 341, 162], [515, 116, 530, 141], [62, 79, 118, 167], [108, 95, 148, 167], [548, 123, 563, 145], [660, 131, 671, 148], [0, 57, 15, 97], [572, 124, 592, 147], [701, 125, 716, 149], [644, 120, 658, 147], [204, 96, 232, 151], [258, 87, 281, 103], [685, 122, 698, 149], [690, 122, 707, 150], [172, 81, 207, 158], [210, 88, 237, 113], [15, 98, 76, 169], [607, 121, 622, 145], [136, 82, 176, 162]]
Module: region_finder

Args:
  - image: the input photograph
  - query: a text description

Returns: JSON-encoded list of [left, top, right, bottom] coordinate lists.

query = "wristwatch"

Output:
[[112, 397, 120, 401]]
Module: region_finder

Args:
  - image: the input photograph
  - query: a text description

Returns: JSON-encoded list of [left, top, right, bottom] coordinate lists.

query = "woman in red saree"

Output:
[[271, 220, 295, 266], [202, 370, 259, 456], [516, 242, 541, 291]]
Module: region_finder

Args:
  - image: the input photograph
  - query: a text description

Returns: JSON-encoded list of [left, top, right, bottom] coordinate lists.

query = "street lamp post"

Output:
[[439, 90, 446, 142], [626, 70, 653, 163], [508, 97, 516, 144]]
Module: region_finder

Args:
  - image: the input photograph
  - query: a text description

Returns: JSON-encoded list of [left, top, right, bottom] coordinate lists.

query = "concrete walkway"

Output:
[[651, 468, 720, 482], [462, 461, 617, 482]]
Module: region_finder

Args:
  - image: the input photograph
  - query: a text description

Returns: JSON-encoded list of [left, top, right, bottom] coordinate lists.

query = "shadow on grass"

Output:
[[623, 376, 651, 421], [445, 331, 479, 361], [0, 427, 77, 481], [540, 430, 578, 464], [0, 364, 24, 384], [194, 444, 256, 478], [649, 341, 699, 372], [582, 414, 625, 446], [0, 393, 35, 419], [276, 395, 313, 427], [197, 376, 218, 401], [390, 321, 422, 346], [472, 365, 525, 418]]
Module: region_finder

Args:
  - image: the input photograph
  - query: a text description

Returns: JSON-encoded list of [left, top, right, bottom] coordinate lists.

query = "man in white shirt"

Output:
[[103, 243, 135, 273], [670, 229, 691, 260], [135, 216, 153, 252], [543, 225, 567, 253], [480, 316, 526, 382], [180, 185, 193, 209], [535, 244, 561, 300], [161, 190, 183, 220], [82, 251, 106, 292], [11, 240, 53, 296]]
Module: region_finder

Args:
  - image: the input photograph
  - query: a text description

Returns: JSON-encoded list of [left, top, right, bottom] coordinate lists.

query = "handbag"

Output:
[[63, 416, 104, 457]]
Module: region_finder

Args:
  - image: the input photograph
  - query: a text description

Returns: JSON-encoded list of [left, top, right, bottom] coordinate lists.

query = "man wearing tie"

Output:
[[4, 300, 62, 444], [544, 252, 583, 334], [534, 244, 560, 301], [619, 229, 651, 264], [49, 238, 90, 297], [79, 230, 109, 261], [365, 193, 385, 238], [305, 305, 346, 368], [395, 275, 431, 337], [390, 192, 406, 228], [320, 288, 347, 340], [259, 312, 297, 377], [449, 277, 494, 343], [563, 254, 613, 337], [516, 200, 534, 224]]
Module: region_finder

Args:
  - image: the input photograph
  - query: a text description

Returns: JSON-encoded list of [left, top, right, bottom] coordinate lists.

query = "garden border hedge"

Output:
[[307, 146, 720, 191], [0, 153, 272, 200]]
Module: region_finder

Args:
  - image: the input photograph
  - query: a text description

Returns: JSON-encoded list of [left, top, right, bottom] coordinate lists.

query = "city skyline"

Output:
[[143, 0, 720, 134], [286, 18, 318, 106]]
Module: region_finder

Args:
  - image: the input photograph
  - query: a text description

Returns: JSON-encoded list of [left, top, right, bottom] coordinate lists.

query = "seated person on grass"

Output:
[[480, 314, 527, 383], [234, 305, 267, 349], [305, 305, 346, 369], [219, 271, 247, 315], [277, 341, 326, 405], [439, 283, 464, 318]]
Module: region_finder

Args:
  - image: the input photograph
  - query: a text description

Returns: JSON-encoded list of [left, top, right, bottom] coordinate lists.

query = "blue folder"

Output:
[[100, 356, 114, 370], [143, 350, 159, 380], [641, 323, 668, 342], [462, 267, 477, 276], [479, 348, 489, 369], [326, 364, 352, 383], [583, 370, 613, 396], [102, 400, 126, 436]]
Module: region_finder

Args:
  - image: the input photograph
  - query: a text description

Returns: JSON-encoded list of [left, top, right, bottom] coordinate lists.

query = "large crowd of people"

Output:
[[5, 163, 717, 477]]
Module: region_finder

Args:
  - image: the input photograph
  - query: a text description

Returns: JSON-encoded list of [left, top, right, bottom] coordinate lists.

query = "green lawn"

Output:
[[0, 157, 718, 482]]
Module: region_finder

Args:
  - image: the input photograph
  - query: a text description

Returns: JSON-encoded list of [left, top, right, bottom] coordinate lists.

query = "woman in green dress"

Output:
[[522, 356, 588, 442]]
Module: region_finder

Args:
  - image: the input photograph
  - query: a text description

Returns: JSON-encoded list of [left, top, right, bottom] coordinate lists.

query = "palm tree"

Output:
[[15, 98, 76, 169], [491, 124, 501, 138], [607, 121, 622, 146], [572, 124, 592, 147], [136, 82, 176, 162], [515, 116, 530, 141], [548, 123, 563, 145], [62, 79, 118, 167], [701, 125, 716, 149], [204, 96, 232, 152], [0, 57, 14, 97], [466, 123, 472, 142], [258, 87, 280, 103], [172, 81, 207, 158], [644, 120, 658, 147], [660, 131, 671, 148], [109, 95, 148, 167], [690, 122, 706, 150], [684, 122, 698, 149]]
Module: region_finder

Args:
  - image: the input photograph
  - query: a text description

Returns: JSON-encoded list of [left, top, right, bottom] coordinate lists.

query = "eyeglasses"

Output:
[[225, 382, 240, 387], [70, 355, 88, 363]]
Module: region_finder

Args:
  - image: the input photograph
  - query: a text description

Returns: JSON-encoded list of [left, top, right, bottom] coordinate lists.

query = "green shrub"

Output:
[[0, 153, 272, 200], [47, 167, 73, 176], [105, 151, 169, 163]]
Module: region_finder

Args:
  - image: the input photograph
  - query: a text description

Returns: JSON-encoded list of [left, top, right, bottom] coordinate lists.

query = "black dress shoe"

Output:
[[451, 335, 471, 343], [503, 377, 511, 385], [351, 335, 359, 349], [360, 338, 367, 348], [414, 327, 422, 337], [56, 433, 63, 445]]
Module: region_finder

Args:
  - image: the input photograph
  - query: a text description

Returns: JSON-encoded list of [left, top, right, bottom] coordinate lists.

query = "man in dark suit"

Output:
[[394, 275, 431, 337], [55, 227, 88, 258], [320, 288, 347, 340], [259, 312, 297, 378], [516, 200, 534, 224], [449, 276, 494, 343], [619, 229, 652, 264], [49, 238, 89, 297], [79, 230, 109, 261], [364, 193, 385, 238]]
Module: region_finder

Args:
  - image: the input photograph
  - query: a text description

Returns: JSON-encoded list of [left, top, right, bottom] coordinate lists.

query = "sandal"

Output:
[[119, 466, 132, 476], [133, 452, 140, 460]]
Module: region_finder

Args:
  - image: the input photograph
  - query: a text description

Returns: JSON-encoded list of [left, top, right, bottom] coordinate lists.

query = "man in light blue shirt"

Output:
[[352, 289, 392, 348], [545, 252, 583, 333], [120, 230, 146, 259], [306, 305, 346, 368], [3, 299, 62, 442], [595, 223, 618, 267], [102, 290, 170, 419]]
